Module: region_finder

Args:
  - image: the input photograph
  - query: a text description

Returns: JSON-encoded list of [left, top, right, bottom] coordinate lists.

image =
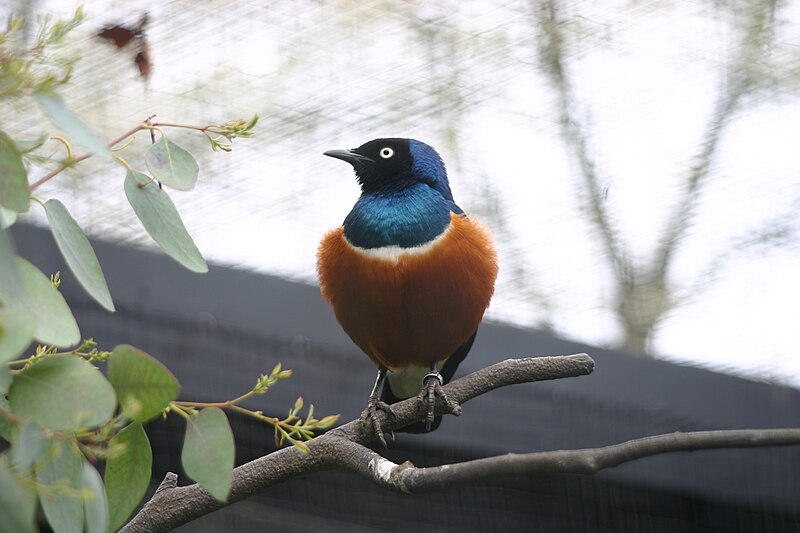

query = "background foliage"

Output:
[[0, 10, 334, 532]]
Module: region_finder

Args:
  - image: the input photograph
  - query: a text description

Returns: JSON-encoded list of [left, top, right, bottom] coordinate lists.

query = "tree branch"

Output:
[[329, 428, 800, 494], [28, 123, 146, 191], [532, 0, 787, 354], [119, 353, 800, 532], [649, 0, 781, 282], [120, 353, 594, 532], [534, 0, 628, 276]]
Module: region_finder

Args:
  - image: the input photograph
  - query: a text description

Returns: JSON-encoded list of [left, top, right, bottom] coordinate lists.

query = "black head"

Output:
[[324, 138, 453, 200]]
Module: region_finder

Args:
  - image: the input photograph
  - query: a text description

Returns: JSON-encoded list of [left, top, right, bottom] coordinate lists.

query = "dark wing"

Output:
[[97, 25, 137, 48]]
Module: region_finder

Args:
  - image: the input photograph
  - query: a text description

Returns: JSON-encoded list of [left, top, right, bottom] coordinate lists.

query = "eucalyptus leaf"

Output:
[[0, 224, 21, 297], [181, 407, 234, 502], [0, 365, 11, 395], [124, 170, 207, 273], [105, 423, 152, 532], [0, 396, 12, 442], [0, 205, 19, 229], [9, 355, 116, 431], [81, 461, 108, 533], [2, 258, 80, 347], [0, 457, 37, 533], [107, 344, 179, 423], [34, 92, 111, 158], [145, 137, 199, 191], [0, 305, 34, 364], [13, 136, 47, 154], [36, 439, 84, 533], [45, 199, 115, 311], [0, 129, 29, 213], [0, 230, 35, 362], [10, 422, 47, 472]]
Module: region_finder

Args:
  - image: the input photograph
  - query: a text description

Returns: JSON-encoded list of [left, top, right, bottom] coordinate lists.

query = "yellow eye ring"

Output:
[[379, 147, 394, 159]]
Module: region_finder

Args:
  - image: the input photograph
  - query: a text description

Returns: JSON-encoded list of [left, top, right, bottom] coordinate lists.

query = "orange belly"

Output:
[[317, 212, 498, 371]]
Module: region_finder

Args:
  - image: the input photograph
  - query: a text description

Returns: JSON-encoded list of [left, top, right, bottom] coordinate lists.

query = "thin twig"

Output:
[[28, 123, 146, 191]]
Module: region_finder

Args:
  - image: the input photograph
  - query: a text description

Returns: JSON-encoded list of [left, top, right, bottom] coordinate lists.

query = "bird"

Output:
[[96, 13, 151, 81], [317, 138, 498, 445]]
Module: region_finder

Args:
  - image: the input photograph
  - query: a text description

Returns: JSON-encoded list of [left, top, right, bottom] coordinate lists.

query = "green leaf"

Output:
[[0, 396, 12, 442], [10, 422, 47, 472], [0, 228, 29, 363], [0, 231, 29, 363], [9, 355, 116, 431], [107, 344, 179, 423], [0, 225, 22, 297], [105, 423, 151, 532], [45, 199, 115, 311], [0, 130, 29, 213], [124, 170, 208, 273], [0, 365, 11, 395], [13, 136, 47, 154], [34, 92, 111, 158], [36, 439, 84, 533], [145, 137, 199, 191], [0, 206, 17, 229], [81, 461, 108, 533], [0, 304, 34, 364], [0, 457, 37, 533], [0, 258, 80, 347], [181, 407, 234, 502]]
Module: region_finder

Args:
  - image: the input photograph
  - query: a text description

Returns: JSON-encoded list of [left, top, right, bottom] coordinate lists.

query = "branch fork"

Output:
[[119, 353, 800, 533]]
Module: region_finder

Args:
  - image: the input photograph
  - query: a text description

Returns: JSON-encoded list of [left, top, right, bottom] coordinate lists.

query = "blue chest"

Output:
[[343, 184, 462, 249]]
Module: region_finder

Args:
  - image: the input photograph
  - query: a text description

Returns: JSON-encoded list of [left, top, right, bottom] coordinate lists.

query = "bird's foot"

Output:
[[363, 395, 396, 447], [420, 371, 462, 431]]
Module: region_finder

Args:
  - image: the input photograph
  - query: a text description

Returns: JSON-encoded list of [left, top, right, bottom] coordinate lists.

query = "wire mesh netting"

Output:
[[2, 0, 799, 384]]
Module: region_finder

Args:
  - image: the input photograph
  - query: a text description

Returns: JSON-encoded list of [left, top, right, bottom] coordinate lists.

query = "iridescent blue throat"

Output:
[[343, 183, 462, 249]]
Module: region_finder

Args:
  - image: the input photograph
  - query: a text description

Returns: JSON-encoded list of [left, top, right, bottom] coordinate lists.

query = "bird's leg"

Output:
[[422, 362, 462, 431], [364, 367, 395, 447], [422, 365, 441, 429]]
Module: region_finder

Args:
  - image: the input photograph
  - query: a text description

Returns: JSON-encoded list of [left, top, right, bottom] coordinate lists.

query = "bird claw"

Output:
[[420, 372, 461, 431], [364, 396, 396, 447]]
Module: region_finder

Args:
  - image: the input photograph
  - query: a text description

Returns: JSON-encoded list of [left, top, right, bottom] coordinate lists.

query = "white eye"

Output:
[[379, 147, 394, 159]]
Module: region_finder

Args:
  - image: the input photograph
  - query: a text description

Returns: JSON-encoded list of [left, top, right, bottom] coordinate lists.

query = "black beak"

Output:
[[323, 149, 375, 172]]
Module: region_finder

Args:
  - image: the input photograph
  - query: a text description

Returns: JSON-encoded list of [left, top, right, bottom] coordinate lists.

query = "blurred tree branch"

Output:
[[536, 0, 626, 274], [533, 0, 789, 354], [653, 0, 782, 281]]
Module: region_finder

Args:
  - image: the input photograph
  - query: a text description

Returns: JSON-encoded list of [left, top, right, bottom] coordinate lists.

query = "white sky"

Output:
[[7, 0, 800, 386]]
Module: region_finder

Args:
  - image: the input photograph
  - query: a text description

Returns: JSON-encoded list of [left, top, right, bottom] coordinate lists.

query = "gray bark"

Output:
[[119, 354, 800, 532]]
